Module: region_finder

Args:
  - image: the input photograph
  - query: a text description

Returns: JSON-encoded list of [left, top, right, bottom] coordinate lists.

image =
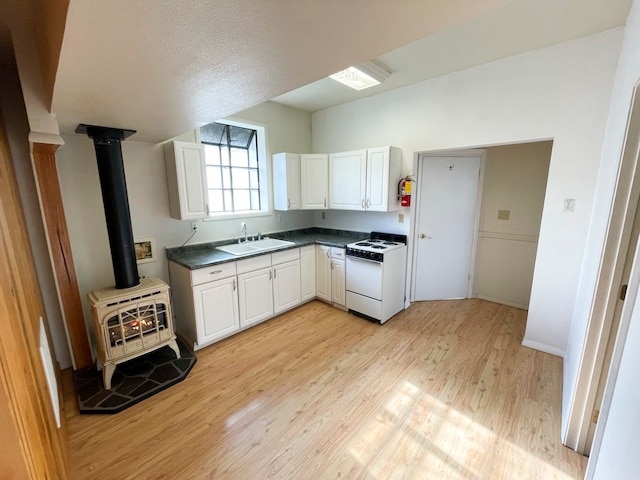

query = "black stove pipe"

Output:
[[76, 124, 139, 289]]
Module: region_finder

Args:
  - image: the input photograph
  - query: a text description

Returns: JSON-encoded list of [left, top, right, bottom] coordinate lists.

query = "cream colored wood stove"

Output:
[[88, 277, 180, 389]]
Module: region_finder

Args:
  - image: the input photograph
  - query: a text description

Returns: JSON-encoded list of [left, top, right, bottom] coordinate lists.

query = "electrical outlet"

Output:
[[191, 221, 199, 232], [398, 213, 404, 223], [277, 214, 282, 222], [497, 209, 510, 220], [321, 212, 325, 220]]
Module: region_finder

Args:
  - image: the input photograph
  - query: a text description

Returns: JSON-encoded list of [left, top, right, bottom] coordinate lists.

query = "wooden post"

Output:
[[32, 143, 93, 368]]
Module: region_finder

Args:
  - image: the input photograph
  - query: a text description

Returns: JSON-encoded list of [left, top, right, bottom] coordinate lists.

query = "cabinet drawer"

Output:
[[331, 247, 345, 260], [272, 248, 299, 265], [191, 262, 237, 286], [237, 254, 272, 274]]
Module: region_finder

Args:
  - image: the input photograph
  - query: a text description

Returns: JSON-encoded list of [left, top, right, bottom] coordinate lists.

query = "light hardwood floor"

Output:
[[62, 299, 586, 479]]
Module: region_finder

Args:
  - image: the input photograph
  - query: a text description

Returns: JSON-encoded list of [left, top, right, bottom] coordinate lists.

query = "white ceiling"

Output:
[[50, 0, 631, 143]]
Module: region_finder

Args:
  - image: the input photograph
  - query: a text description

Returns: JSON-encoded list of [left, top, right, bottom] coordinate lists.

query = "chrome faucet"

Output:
[[240, 222, 247, 242]]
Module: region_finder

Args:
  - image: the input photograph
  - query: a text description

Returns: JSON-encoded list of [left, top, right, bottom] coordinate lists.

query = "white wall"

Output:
[[55, 101, 314, 346], [474, 142, 551, 309], [312, 29, 622, 358]]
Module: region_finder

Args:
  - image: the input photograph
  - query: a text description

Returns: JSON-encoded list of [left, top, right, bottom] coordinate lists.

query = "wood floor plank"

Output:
[[62, 299, 586, 479]]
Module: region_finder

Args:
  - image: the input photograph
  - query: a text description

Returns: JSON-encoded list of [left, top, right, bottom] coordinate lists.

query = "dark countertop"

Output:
[[166, 227, 369, 270]]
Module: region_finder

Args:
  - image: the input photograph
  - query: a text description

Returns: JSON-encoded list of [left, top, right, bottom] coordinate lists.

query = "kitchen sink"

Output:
[[215, 238, 295, 256]]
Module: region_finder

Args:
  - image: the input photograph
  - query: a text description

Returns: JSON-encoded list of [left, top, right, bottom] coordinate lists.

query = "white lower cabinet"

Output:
[[331, 248, 346, 307], [238, 267, 274, 327], [316, 245, 332, 302], [273, 260, 301, 314], [170, 244, 342, 351], [169, 261, 239, 351], [300, 245, 316, 302], [315, 245, 346, 307], [193, 276, 239, 345]]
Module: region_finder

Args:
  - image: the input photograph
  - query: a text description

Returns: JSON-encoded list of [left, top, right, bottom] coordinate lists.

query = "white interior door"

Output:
[[413, 154, 481, 300]]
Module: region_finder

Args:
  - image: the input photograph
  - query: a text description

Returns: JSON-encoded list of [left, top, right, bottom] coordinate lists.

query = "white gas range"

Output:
[[345, 232, 407, 324]]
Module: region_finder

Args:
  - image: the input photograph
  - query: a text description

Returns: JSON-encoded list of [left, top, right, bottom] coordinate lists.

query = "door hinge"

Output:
[[592, 409, 600, 424], [620, 284, 628, 301]]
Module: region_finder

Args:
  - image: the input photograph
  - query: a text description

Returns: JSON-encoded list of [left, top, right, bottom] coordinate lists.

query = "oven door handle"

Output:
[[346, 256, 382, 265]]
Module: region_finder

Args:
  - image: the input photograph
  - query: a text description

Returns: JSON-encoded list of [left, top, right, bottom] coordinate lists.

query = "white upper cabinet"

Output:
[[329, 146, 401, 212], [164, 141, 208, 220], [329, 150, 367, 210], [366, 146, 401, 212], [273, 152, 300, 211], [300, 154, 329, 209]]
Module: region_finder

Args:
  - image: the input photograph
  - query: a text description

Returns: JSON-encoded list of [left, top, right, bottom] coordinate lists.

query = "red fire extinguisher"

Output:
[[398, 175, 414, 207]]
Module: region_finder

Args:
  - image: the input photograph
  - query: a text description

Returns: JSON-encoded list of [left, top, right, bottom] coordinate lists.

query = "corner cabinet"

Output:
[[164, 141, 209, 220], [301, 154, 329, 209], [273, 152, 300, 211], [329, 146, 401, 212]]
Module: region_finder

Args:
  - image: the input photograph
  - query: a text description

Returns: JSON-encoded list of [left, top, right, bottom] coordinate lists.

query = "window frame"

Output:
[[199, 118, 271, 221]]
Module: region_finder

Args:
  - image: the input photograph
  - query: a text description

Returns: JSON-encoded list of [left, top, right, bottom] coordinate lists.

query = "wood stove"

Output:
[[88, 277, 179, 389], [78, 124, 180, 390]]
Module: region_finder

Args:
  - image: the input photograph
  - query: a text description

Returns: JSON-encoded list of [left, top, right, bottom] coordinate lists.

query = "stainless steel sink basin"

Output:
[[215, 238, 295, 256]]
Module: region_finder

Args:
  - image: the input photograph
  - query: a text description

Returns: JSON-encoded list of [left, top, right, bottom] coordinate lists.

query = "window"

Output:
[[200, 121, 262, 214]]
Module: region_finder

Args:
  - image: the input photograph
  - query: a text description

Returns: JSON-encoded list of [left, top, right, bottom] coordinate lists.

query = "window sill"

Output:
[[202, 210, 272, 222]]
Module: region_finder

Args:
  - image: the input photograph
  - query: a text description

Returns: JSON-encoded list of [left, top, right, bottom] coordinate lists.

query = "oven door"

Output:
[[346, 256, 383, 300]]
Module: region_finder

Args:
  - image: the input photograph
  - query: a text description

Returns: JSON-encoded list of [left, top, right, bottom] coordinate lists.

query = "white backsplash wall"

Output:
[[313, 209, 409, 235]]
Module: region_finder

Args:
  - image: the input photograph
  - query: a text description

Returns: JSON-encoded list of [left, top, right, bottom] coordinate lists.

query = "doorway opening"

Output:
[[410, 141, 552, 310]]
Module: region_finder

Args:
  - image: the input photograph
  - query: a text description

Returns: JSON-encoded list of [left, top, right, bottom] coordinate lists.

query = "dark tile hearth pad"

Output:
[[73, 339, 196, 414]]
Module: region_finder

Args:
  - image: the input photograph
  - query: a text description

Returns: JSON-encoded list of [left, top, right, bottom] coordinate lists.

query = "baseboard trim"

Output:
[[475, 295, 528, 310], [521, 338, 565, 358]]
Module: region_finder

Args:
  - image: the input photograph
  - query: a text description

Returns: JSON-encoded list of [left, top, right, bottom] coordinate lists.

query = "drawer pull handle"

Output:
[[210, 270, 223, 275]]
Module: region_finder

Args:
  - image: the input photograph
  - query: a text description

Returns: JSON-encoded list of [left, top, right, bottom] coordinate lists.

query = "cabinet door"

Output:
[[238, 267, 274, 327], [331, 258, 346, 306], [315, 245, 332, 302], [300, 245, 316, 302], [273, 260, 301, 314], [329, 150, 367, 210], [193, 276, 239, 345], [164, 141, 208, 220], [273, 153, 300, 211], [301, 154, 328, 209], [366, 146, 401, 212]]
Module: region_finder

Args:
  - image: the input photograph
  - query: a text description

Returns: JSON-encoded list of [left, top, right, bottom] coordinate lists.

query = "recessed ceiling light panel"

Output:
[[329, 60, 391, 91]]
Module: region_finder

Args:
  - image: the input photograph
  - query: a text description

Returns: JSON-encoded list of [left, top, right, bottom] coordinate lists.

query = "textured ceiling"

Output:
[[51, 0, 632, 143]]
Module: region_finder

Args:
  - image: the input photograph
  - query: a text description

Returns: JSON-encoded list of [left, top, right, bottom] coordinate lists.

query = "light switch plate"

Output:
[[564, 198, 576, 212]]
